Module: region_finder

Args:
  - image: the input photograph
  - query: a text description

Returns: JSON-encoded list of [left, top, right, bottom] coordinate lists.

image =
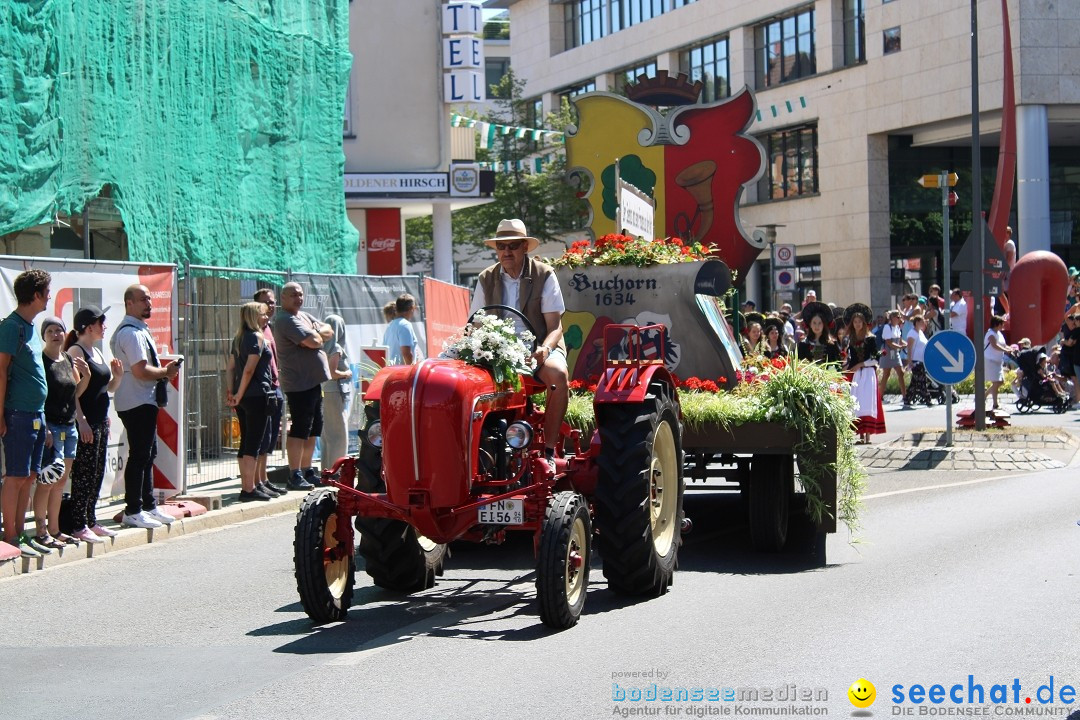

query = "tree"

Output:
[[405, 70, 586, 269]]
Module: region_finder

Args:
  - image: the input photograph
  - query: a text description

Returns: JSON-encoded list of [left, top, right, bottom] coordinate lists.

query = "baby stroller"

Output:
[[1013, 346, 1069, 414], [926, 374, 960, 405]]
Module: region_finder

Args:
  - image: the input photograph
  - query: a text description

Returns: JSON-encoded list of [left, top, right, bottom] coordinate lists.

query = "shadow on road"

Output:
[[252, 487, 838, 655]]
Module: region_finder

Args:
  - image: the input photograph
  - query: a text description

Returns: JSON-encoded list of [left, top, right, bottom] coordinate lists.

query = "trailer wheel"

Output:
[[787, 500, 827, 567], [294, 488, 354, 623], [748, 454, 792, 552], [537, 491, 591, 628], [595, 382, 683, 596]]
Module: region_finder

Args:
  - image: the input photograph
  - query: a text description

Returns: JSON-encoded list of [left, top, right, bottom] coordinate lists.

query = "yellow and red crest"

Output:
[[566, 87, 765, 279]]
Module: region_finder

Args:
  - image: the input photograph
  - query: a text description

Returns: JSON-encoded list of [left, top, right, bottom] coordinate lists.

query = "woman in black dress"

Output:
[[761, 317, 788, 360], [796, 301, 841, 365]]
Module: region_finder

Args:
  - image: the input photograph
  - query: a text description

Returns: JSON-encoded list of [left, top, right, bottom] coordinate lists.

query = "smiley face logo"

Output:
[[848, 679, 876, 708]]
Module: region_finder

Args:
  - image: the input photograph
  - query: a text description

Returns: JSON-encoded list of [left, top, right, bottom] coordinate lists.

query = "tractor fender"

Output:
[[594, 364, 678, 406]]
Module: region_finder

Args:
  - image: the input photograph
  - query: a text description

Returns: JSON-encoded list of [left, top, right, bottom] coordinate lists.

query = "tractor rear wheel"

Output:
[[356, 519, 447, 592], [294, 488, 354, 623], [748, 454, 792, 552], [354, 410, 448, 592], [595, 383, 683, 596], [537, 491, 591, 629]]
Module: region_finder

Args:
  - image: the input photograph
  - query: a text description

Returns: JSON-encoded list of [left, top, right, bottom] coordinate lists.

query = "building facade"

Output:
[[490, 0, 1080, 311]]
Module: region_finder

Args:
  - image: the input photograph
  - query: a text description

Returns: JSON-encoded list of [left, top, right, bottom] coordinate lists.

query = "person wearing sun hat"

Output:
[[844, 302, 885, 443], [797, 301, 840, 365], [470, 219, 567, 473]]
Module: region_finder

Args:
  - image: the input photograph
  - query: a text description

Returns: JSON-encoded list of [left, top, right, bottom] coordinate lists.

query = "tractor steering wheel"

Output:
[[468, 305, 539, 354]]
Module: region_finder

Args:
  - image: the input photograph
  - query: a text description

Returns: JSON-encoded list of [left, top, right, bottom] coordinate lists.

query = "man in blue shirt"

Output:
[[0, 269, 51, 557], [382, 294, 419, 366]]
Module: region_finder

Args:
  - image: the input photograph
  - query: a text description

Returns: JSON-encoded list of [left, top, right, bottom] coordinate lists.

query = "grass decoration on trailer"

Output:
[[559, 354, 865, 536]]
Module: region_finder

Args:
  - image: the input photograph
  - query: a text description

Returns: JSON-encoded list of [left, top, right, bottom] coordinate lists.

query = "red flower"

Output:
[[771, 357, 787, 369], [587, 383, 598, 393], [672, 238, 684, 247], [681, 246, 691, 255], [615, 243, 625, 251], [683, 377, 703, 390], [700, 380, 720, 393], [569, 379, 586, 391]]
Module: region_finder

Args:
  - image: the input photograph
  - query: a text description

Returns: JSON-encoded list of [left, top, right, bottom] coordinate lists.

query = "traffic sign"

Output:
[[774, 268, 796, 291], [924, 331, 976, 385], [917, 172, 959, 188], [773, 243, 796, 267], [953, 218, 1005, 273]]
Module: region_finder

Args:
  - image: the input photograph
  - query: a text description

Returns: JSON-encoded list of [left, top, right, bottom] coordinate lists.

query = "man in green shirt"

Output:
[[0, 269, 51, 557]]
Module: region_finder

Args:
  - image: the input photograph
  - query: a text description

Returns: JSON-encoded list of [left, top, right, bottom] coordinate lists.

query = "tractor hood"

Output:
[[375, 359, 515, 508]]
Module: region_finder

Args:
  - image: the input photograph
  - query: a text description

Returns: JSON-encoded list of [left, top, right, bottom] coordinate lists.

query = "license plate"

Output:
[[478, 499, 523, 525]]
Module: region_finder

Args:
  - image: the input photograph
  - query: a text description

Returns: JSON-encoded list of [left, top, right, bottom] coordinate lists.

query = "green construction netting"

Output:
[[0, 0, 357, 272]]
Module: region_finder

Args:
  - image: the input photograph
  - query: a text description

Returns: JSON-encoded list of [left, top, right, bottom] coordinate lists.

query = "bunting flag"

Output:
[[754, 95, 809, 123], [449, 112, 565, 144], [476, 154, 556, 174]]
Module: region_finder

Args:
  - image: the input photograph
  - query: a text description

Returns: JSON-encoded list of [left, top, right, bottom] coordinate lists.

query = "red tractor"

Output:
[[293, 308, 684, 629]]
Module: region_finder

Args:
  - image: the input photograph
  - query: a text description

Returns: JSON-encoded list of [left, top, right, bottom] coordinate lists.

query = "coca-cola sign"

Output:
[[365, 208, 403, 275], [368, 236, 399, 252]]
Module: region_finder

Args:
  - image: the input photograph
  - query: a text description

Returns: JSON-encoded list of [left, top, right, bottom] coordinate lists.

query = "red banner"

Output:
[[423, 277, 471, 358], [365, 208, 403, 275]]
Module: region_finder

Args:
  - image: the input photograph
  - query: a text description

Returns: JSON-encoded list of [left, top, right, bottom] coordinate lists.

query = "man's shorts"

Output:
[[2, 409, 48, 478], [285, 386, 324, 440]]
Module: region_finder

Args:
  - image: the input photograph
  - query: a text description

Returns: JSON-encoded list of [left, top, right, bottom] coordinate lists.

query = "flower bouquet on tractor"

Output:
[[293, 305, 686, 629]]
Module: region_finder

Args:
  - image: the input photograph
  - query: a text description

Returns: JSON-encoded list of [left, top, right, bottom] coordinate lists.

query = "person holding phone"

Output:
[[109, 284, 181, 529]]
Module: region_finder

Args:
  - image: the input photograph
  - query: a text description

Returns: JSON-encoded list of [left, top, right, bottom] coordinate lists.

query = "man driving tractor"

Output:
[[469, 218, 568, 472]]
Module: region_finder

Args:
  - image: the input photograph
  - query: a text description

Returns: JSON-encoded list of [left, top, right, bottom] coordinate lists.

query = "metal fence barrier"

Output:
[[180, 264, 288, 489]]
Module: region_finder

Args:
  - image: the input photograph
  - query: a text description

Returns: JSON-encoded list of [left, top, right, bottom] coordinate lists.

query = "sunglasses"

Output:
[[495, 241, 523, 252]]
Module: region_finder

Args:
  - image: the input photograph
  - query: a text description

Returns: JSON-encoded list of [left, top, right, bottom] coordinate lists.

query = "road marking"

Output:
[[863, 473, 1013, 500]]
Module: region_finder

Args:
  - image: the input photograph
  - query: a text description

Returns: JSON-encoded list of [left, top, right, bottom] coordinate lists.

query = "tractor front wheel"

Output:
[[294, 488, 354, 623], [537, 491, 591, 629], [595, 383, 683, 596]]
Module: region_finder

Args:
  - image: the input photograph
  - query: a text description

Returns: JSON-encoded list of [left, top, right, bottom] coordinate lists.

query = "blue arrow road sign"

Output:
[[924, 330, 976, 385]]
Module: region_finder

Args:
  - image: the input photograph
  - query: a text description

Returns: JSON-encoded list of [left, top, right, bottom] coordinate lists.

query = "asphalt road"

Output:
[[2, 437, 1079, 720]]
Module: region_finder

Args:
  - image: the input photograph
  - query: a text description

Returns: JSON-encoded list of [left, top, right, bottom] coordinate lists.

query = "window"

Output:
[[343, 74, 353, 137], [561, 80, 597, 101], [757, 125, 819, 200], [611, 0, 666, 33], [755, 7, 816, 89], [679, 36, 730, 102], [486, 58, 510, 98], [612, 59, 657, 96], [565, 0, 607, 50], [884, 27, 902, 54], [843, 0, 865, 66]]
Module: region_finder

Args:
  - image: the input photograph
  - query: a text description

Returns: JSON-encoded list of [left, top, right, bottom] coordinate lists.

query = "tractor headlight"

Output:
[[505, 421, 533, 450], [365, 421, 383, 448]]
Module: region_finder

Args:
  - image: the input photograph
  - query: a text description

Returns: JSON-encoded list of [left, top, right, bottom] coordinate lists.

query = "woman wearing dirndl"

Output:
[[761, 316, 788, 360], [845, 303, 886, 444], [740, 312, 765, 358], [796, 302, 841, 365]]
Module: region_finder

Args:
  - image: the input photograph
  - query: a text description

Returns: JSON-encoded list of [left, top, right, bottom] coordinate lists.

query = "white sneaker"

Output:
[[121, 512, 162, 529], [145, 507, 176, 525]]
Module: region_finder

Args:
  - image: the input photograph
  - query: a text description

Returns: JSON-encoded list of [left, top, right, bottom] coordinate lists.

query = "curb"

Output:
[[0, 491, 305, 580]]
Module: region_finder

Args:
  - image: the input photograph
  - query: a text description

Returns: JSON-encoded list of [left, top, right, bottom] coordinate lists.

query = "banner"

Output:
[[423, 277, 471, 358], [288, 272, 427, 372], [0, 257, 177, 498]]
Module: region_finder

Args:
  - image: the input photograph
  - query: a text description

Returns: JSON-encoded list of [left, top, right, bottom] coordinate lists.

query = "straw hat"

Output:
[[484, 219, 540, 253]]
